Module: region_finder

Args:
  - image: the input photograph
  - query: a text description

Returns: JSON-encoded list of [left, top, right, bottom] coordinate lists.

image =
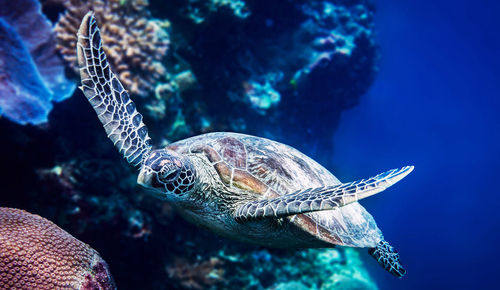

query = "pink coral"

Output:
[[0, 208, 115, 289]]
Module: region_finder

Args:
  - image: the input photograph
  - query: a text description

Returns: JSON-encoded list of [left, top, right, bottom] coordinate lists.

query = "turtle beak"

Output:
[[137, 169, 152, 188]]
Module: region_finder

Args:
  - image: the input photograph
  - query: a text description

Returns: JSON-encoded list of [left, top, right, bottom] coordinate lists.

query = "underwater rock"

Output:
[[54, 0, 170, 97], [0, 207, 115, 289], [0, 0, 75, 125]]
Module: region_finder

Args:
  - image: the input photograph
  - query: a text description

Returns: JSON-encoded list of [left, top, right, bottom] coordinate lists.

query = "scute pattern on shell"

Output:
[[0, 208, 115, 289], [168, 132, 384, 247], [218, 137, 247, 169]]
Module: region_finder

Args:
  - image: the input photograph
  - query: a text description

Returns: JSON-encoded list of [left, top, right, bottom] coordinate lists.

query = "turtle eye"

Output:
[[151, 174, 165, 188], [160, 169, 179, 182]]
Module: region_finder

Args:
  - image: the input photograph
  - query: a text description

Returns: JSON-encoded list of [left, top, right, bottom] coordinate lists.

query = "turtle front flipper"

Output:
[[369, 240, 406, 277], [234, 166, 413, 222], [77, 12, 152, 166]]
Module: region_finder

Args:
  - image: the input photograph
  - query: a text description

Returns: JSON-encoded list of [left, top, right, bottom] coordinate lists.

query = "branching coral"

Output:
[[0, 207, 115, 289], [54, 0, 170, 97]]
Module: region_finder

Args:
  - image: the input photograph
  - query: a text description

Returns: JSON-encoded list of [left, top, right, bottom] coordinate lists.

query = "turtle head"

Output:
[[137, 149, 196, 200]]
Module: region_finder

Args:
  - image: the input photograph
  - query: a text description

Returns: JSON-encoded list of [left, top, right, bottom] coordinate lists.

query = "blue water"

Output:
[[332, 0, 500, 288]]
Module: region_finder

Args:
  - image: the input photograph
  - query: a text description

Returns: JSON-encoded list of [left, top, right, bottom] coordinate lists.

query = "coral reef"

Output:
[[0, 0, 382, 289], [0, 207, 115, 289], [54, 0, 170, 97], [0, 0, 75, 125]]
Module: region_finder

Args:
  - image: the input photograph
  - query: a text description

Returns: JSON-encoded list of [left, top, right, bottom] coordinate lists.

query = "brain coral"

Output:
[[0, 208, 115, 289], [54, 0, 170, 97]]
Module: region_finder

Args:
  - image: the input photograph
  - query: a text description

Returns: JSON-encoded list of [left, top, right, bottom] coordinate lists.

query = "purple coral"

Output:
[[0, 0, 75, 125], [0, 18, 53, 125]]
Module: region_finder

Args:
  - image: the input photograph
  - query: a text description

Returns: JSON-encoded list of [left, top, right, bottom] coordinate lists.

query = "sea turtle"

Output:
[[76, 12, 412, 277]]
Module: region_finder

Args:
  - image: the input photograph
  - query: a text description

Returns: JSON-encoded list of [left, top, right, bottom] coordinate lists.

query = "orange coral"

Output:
[[54, 0, 170, 97], [0, 208, 115, 289]]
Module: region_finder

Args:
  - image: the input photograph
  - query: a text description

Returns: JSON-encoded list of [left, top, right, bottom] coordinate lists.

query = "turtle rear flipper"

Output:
[[77, 12, 151, 166], [369, 240, 406, 277], [234, 166, 414, 222]]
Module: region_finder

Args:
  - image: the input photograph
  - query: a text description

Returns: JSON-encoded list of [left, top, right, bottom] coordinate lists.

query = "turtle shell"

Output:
[[167, 132, 383, 248]]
